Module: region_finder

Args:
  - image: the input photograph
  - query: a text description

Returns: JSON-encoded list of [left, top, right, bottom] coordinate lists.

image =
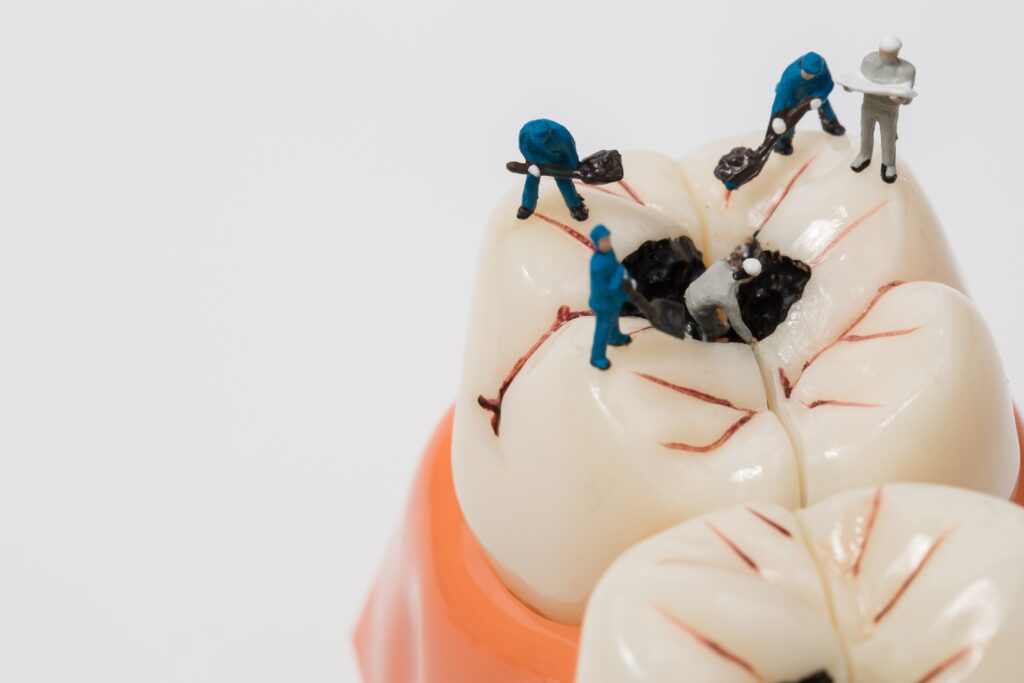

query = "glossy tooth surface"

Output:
[[576, 503, 847, 683], [775, 281, 1018, 503], [798, 484, 1024, 683], [453, 136, 1019, 628]]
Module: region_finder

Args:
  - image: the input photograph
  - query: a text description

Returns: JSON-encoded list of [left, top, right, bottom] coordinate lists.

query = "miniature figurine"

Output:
[[513, 119, 588, 222], [769, 52, 846, 156], [684, 257, 762, 343], [838, 36, 917, 184], [714, 52, 844, 191], [589, 224, 632, 370], [506, 120, 625, 222]]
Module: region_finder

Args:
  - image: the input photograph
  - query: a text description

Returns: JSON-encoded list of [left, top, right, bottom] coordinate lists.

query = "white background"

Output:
[[0, 1, 1020, 681]]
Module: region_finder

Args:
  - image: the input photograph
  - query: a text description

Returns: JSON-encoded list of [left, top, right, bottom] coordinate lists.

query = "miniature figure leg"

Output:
[[554, 178, 583, 209], [591, 313, 613, 368], [521, 174, 541, 211], [818, 100, 838, 124], [723, 302, 754, 344], [878, 108, 899, 168], [858, 102, 878, 161], [608, 314, 631, 346], [691, 307, 724, 342]]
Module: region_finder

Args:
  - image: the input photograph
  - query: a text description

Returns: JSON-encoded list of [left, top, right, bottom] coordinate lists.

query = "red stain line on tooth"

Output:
[[842, 326, 922, 343], [633, 372, 751, 411], [617, 179, 645, 205], [778, 280, 907, 398], [478, 306, 593, 436], [747, 507, 793, 537], [756, 154, 817, 231], [808, 199, 889, 267], [914, 643, 987, 683], [532, 212, 595, 250], [662, 413, 756, 453], [723, 188, 732, 209], [573, 180, 630, 201], [852, 487, 883, 578], [652, 605, 763, 681], [629, 325, 654, 336], [874, 527, 954, 624], [801, 399, 882, 410], [707, 523, 759, 572]]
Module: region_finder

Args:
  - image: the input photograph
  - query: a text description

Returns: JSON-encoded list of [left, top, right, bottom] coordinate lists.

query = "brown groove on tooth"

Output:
[[808, 199, 890, 267], [756, 155, 817, 232], [873, 527, 955, 624], [852, 487, 883, 578], [800, 399, 882, 410], [662, 413, 756, 453], [532, 212, 595, 250], [651, 604, 763, 681], [707, 522, 759, 572], [478, 306, 593, 435], [747, 507, 793, 537], [913, 642, 987, 683], [842, 326, 922, 343], [778, 280, 909, 398], [634, 372, 753, 411]]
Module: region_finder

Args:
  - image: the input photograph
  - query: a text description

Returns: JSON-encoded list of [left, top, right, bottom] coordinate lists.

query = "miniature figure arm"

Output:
[[607, 264, 626, 294], [724, 300, 754, 343]]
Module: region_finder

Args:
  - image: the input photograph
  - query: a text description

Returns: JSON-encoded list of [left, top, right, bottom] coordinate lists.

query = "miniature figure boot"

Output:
[[569, 201, 589, 222], [819, 115, 846, 136], [850, 154, 871, 173], [516, 205, 535, 220], [881, 164, 897, 184], [608, 329, 632, 347], [773, 137, 794, 156]]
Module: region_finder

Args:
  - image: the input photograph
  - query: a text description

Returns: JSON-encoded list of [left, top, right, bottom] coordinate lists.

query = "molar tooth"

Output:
[[773, 281, 1018, 504], [797, 484, 1024, 682], [576, 504, 848, 683]]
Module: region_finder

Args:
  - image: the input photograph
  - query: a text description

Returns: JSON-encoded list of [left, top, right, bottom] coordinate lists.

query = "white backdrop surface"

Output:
[[0, 1, 1020, 682]]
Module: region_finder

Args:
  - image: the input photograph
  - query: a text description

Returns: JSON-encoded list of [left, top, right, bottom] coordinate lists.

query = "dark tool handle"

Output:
[[505, 161, 578, 180]]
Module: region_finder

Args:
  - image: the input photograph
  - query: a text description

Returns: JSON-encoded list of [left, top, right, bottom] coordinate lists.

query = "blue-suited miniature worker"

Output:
[[517, 119, 589, 222], [589, 224, 632, 370], [771, 52, 846, 155]]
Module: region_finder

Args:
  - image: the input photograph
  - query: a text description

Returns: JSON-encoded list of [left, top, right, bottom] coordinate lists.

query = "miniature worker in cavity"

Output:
[[516, 119, 589, 222], [684, 257, 762, 343], [589, 225, 632, 370], [770, 51, 846, 156], [847, 35, 917, 183]]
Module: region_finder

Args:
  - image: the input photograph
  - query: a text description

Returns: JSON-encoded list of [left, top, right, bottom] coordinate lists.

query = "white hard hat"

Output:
[[742, 258, 762, 277], [879, 35, 902, 53]]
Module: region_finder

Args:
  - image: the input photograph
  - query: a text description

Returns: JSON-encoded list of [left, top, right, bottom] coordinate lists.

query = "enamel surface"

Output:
[[576, 503, 847, 683], [776, 281, 1018, 503], [452, 136, 1019, 626], [578, 485, 1024, 683], [799, 484, 1024, 682]]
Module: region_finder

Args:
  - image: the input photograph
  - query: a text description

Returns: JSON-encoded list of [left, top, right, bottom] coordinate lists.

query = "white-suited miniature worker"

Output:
[[839, 36, 917, 184]]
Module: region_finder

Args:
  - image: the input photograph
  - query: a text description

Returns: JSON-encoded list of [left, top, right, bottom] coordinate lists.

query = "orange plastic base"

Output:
[[355, 406, 1024, 683]]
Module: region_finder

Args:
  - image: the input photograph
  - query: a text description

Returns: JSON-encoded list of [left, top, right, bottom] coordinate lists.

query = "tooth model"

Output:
[[354, 132, 1024, 683], [577, 484, 1024, 683]]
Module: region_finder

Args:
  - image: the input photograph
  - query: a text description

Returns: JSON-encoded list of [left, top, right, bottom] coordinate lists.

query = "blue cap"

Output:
[[590, 224, 611, 243], [800, 52, 825, 76]]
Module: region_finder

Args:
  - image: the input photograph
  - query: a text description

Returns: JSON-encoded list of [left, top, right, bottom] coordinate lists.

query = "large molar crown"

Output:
[[452, 135, 1019, 626], [577, 484, 1024, 683]]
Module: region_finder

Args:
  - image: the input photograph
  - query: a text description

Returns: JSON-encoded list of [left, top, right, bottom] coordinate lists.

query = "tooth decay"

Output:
[[452, 134, 1019, 628]]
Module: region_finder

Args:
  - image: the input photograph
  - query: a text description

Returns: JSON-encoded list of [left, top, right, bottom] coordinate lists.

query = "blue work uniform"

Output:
[[588, 224, 631, 369], [519, 119, 584, 212], [771, 52, 838, 143]]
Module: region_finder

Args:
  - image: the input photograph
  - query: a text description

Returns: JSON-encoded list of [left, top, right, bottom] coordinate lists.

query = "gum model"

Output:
[[355, 67, 1024, 683], [838, 36, 917, 183]]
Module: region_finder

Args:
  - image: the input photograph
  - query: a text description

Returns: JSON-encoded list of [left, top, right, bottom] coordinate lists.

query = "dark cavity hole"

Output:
[[620, 235, 811, 343]]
